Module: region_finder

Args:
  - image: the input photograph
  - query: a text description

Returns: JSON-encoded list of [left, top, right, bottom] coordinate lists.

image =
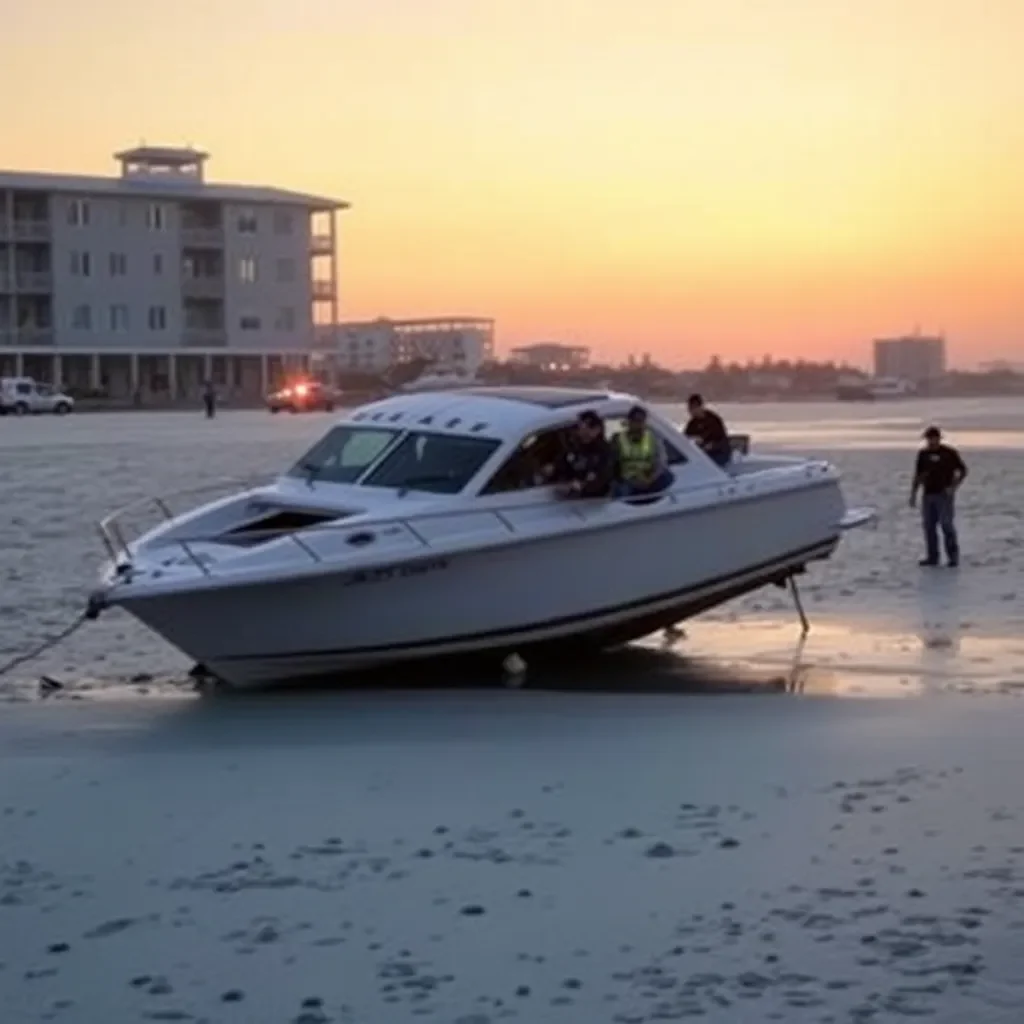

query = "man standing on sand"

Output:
[[909, 425, 967, 567], [202, 379, 217, 419]]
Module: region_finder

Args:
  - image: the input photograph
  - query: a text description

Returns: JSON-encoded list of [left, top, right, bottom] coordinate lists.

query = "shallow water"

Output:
[[1, 398, 1022, 700]]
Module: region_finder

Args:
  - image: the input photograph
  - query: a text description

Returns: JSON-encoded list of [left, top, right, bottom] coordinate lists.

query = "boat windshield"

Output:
[[286, 426, 401, 485], [361, 431, 501, 494]]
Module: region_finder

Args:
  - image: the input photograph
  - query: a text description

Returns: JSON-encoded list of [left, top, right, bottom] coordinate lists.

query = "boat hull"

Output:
[[110, 480, 846, 688]]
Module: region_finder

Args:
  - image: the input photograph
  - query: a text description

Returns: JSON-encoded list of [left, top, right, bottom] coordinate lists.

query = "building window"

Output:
[[240, 315, 261, 331], [275, 307, 296, 331], [70, 251, 91, 277], [67, 200, 90, 227], [153, 253, 164, 275], [146, 204, 166, 230], [275, 257, 295, 283], [238, 257, 258, 283], [273, 210, 294, 235], [237, 209, 258, 234], [109, 304, 129, 331], [148, 305, 167, 330], [71, 304, 92, 330], [109, 252, 127, 277]]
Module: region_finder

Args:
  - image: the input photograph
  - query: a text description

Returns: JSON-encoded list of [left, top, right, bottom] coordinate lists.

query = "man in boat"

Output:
[[684, 393, 732, 466], [909, 425, 967, 567], [612, 405, 673, 497], [543, 409, 615, 498]]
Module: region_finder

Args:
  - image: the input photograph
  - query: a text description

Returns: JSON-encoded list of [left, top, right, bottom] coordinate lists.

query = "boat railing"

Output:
[[97, 476, 277, 569], [96, 460, 838, 579]]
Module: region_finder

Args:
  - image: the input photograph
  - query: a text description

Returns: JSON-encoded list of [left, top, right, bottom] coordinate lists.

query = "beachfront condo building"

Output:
[[334, 317, 496, 375], [0, 145, 346, 396], [509, 342, 591, 371]]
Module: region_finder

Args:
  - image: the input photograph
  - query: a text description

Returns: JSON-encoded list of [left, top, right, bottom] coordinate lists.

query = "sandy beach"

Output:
[[2, 398, 1024, 1021], [5, 693, 1024, 1022]]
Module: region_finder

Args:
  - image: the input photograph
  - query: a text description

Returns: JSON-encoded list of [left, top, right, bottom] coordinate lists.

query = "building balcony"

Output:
[[0, 220, 51, 242], [182, 327, 227, 347], [182, 275, 224, 299], [180, 225, 224, 248], [14, 270, 52, 292], [311, 279, 334, 301], [12, 326, 55, 346], [310, 234, 334, 255]]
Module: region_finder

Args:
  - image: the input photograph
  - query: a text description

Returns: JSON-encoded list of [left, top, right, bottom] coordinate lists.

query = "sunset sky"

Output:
[[4, 0, 1023, 367]]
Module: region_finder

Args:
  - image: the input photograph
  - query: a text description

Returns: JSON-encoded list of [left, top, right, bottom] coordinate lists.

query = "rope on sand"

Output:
[[0, 612, 91, 679]]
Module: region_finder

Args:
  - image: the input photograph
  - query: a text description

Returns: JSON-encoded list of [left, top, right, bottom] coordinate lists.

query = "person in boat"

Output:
[[612, 405, 673, 497], [683, 393, 731, 466], [909, 425, 967, 568], [542, 409, 614, 498]]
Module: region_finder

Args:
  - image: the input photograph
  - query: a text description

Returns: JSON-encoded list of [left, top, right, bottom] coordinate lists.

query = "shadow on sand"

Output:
[[193, 635, 825, 700]]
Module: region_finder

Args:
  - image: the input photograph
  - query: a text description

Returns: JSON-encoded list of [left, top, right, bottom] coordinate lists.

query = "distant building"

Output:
[[509, 342, 590, 371], [334, 317, 495, 375], [0, 145, 346, 396], [979, 360, 1024, 373], [873, 334, 946, 383]]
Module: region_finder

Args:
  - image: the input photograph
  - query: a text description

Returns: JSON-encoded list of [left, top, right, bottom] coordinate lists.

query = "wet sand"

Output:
[[2, 399, 1024, 1020], [4, 692, 1024, 1022], [2, 398, 1024, 699]]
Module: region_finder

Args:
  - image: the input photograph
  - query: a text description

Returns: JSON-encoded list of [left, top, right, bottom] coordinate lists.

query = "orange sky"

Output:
[[5, 0, 1024, 367]]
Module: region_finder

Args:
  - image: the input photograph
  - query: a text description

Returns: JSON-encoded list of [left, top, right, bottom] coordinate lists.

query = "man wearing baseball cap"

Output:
[[908, 425, 968, 567]]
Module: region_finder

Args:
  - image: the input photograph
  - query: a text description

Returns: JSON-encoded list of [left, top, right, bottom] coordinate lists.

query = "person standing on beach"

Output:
[[909, 425, 967, 567], [202, 379, 217, 419]]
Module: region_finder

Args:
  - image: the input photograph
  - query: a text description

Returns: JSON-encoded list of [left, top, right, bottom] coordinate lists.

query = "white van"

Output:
[[0, 377, 75, 415]]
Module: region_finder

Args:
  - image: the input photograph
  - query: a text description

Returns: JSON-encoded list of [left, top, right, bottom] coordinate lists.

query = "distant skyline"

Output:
[[5, 0, 1023, 368]]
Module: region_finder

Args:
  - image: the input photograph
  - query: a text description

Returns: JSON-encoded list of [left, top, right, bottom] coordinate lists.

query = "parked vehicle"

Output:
[[266, 380, 339, 414], [0, 377, 75, 415]]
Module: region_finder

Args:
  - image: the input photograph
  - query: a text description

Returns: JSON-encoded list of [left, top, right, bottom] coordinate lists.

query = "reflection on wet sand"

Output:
[[8, 601, 1024, 705]]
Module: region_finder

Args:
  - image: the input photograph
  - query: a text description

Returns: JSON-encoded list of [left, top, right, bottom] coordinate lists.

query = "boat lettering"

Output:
[[343, 558, 449, 587]]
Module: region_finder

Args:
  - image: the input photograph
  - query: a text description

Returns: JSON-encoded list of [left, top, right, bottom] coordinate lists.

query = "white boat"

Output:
[[400, 367, 482, 392], [87, 387, 874, 688], [836, 376, 916, 401]]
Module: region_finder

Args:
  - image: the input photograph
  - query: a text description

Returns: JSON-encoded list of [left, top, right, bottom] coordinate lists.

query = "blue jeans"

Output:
[[704, 441, 732, 467], [922, 492, 959, 564], [614, 469, 673, 498]]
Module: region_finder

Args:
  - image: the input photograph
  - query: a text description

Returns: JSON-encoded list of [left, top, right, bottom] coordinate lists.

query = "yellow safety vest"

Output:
[[616, 429, 656, 482]]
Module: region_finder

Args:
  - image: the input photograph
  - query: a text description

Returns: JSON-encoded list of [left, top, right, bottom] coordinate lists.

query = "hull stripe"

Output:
[[214, 537, 837, 664]]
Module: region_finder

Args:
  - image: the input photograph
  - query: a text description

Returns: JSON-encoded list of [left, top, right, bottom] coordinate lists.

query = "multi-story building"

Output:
[[0, 145, 347, 397], [334, 317, 495, 375], [873, 333, 947, 384], [509, 342, 590, 371]]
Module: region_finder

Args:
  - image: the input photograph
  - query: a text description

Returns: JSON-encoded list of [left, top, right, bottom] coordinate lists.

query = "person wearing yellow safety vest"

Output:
[[612, 405, 674, 498]]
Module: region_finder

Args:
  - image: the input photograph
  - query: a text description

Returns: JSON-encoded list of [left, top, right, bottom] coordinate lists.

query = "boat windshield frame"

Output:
[[284, 424, 405, 486], [359, 430, 502, 494], [285, 423, 503, 494]]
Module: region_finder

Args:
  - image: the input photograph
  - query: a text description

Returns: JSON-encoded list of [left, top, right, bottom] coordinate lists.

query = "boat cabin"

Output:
[[282, 386, 727, 502]]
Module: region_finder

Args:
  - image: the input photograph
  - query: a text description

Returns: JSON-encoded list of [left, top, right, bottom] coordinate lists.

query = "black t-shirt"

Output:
[[559, 436, 614, 497], [684, 410, 728, 448], [915, 444, 966, 495]]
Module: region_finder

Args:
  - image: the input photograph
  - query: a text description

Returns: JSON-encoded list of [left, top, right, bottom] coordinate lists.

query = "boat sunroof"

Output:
[[459, 387, 611, 409]]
